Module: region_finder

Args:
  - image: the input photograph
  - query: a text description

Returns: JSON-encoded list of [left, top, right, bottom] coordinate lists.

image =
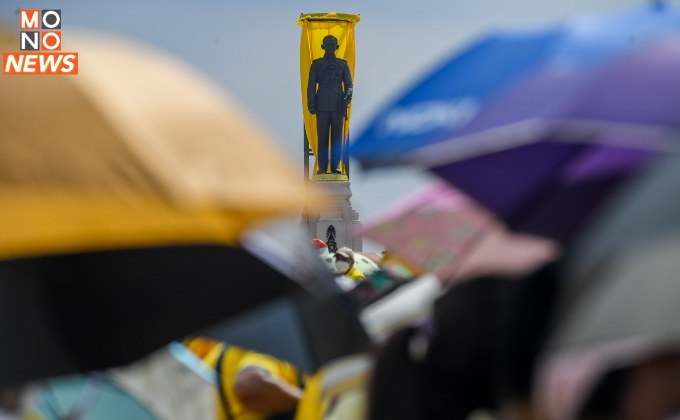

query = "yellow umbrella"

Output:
[[0, 30, 316, 259], [0, 30, 333, 384]]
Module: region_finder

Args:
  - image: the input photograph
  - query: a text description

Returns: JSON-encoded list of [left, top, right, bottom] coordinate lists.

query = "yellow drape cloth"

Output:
[[298, 13, 360, 174]]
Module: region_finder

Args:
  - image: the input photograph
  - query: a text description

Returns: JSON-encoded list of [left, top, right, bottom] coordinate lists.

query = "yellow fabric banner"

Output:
[[298, 13, 360, 175]]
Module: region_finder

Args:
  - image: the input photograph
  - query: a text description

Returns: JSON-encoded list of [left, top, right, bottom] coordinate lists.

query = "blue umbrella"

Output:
[[351, 4, 680, 167], [425, 38, 680, 242]]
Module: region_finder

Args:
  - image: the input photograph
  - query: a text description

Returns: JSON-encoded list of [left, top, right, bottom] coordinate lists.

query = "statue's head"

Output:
[[321, 35, 339, 54]]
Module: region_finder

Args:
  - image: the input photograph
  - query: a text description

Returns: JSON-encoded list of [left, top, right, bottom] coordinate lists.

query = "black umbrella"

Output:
[[0, 245, 302, 385], [200, 287, 370, 374], [0, 242, 369, 384]]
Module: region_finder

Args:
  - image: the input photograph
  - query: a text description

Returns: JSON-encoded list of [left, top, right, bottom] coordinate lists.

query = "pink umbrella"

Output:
[[358, 181, 557, 284]]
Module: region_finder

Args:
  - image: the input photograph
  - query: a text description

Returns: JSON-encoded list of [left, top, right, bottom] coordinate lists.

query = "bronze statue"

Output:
[[307, 35, 353, 175]]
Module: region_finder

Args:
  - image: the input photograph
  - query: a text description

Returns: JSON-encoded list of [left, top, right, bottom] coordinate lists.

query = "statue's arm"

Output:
[[307, 62, 317, 114], [342, 62, 353, 107]]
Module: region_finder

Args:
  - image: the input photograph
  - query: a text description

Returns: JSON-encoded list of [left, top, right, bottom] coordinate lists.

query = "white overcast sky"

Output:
[[2, 0, 678, 220]]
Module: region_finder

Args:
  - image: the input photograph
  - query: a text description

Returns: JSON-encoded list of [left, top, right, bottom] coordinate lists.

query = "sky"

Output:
[[2, 0, 678, 222]]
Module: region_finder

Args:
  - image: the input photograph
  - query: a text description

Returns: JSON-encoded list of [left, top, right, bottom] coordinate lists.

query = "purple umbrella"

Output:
[[411, 38, 680, 242]]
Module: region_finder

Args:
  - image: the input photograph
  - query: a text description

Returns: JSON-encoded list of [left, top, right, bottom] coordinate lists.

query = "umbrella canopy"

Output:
[[0, 30, 315, 260], [351, 4, 680, 166], [359, 181, 556, 283], [0, 31, 333, 384], [351, 6, 680, 243], [534, 153, 680, 419], [426, 38, 680, 242], [358, 182, 490, 280], [0, 245, 304, 385]]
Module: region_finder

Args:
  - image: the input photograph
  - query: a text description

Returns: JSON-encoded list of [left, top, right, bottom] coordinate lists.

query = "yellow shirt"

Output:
[[216, 347, 301, 420], [294, 354, 371, 420], [183, 336, 222, 363], [346, 266, 366, 281]]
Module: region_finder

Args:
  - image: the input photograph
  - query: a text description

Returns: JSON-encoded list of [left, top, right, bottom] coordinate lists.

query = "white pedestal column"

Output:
[[302, 180, 362, 252]]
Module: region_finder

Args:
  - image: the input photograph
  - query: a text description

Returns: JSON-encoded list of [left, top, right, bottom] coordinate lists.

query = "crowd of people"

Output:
[[176, 198, 680, 420]]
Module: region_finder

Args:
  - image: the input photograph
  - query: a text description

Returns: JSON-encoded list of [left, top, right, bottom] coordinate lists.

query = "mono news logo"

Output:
[[2, 9, 78, 75]]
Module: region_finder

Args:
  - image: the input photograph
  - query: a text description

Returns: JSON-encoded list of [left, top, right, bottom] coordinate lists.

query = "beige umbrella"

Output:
[[0, 30, 317, 259]]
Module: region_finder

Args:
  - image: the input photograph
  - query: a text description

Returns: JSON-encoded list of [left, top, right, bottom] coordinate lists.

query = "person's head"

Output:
[[321, 35, 339, 55], [335, 247, 355, 274]]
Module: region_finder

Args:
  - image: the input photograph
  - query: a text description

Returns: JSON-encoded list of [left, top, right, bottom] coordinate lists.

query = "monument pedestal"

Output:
[[302, 179, 362, 253]]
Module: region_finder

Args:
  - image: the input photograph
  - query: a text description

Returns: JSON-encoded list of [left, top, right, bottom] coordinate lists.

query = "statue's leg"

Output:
[[329, 111, 344, 172], [316, 112, 331, 173]]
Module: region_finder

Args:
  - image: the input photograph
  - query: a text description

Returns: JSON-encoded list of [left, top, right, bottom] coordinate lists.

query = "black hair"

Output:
[[495, 260, 563, 402], [368, 326, 421, 420]]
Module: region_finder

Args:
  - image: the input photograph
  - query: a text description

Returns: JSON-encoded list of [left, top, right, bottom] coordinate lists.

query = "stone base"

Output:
[[311, 173, 349, 182], [301, 180, 362, 253]]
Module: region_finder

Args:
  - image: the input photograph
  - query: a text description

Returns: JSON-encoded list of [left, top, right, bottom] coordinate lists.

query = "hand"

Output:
[[308, 107, 316, 115], [343, 87, 353, 106], [343, 95, 352, 109]]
